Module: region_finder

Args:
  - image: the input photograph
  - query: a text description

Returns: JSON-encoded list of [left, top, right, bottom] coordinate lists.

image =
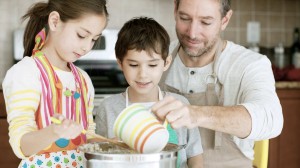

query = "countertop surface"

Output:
[[276, 81, 300, 89], [1, 82, 300, 91]]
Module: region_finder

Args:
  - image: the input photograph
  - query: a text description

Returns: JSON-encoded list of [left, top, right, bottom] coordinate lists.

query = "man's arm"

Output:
[[191, 105, 251, 138], [152, 96, 251, 138], [153, 55, 283, 140]]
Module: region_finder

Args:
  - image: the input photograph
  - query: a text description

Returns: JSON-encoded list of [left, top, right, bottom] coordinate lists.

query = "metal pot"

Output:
[[79, 142, 181, 168]]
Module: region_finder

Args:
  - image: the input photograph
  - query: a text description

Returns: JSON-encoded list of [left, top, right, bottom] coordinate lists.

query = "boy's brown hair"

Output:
[[115, 17, 170, 62]]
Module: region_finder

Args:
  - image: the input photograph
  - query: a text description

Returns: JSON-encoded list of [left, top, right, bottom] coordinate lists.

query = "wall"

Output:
[[1, 0, 300, 84], [227, 0, 300, 48], [0, 0, 175, 85]]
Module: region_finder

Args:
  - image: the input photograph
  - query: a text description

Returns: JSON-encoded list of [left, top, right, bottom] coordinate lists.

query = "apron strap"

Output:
[[205, 78, 223, 149], [208, 39, 225, 149], [162, 40, 226, 149]]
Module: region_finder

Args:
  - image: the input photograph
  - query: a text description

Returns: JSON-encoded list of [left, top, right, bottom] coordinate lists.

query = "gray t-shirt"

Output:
[[95, 91, 203, 167]]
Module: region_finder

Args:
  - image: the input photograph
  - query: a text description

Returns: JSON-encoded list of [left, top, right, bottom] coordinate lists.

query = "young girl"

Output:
[[2, 0, 108, 167], [95, 17, 203, 168]]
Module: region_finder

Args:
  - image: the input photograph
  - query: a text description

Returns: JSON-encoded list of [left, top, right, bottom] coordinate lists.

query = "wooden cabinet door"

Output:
[[268, 89, 300, 168], [0, 90, 6, 117], [0, 119, 20, 167]]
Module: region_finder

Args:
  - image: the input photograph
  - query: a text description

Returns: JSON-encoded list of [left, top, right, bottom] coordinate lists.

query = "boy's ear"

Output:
[[163, 55, 172, 71], [117, 59, 123, 70], [48, 11, 61, 31]]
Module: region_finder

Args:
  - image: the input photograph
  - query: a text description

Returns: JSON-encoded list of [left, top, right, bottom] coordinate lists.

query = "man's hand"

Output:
[[151, 96, 198, 129]]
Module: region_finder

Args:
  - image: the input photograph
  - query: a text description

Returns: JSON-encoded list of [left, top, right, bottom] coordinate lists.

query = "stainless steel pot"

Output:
[[79, 142, 181, 168]]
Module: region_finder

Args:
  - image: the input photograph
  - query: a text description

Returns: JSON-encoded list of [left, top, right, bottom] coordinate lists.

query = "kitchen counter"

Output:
[[276, 81, 300, 89], [1, 82, 299, 90]]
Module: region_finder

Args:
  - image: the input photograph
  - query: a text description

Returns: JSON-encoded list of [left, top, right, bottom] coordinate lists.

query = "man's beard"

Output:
[[177, 33, 218, 58]]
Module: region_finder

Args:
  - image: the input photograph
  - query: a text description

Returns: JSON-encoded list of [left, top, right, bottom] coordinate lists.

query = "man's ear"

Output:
[[163, 55, 172, 71], [173, 0, 177, 20], [221, 9, 233, 31], [117, 59, 123, 71], [48, 11, 61, 31]]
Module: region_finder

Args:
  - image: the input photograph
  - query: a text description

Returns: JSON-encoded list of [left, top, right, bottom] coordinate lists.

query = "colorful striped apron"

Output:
[[19, 29, 91, 168]]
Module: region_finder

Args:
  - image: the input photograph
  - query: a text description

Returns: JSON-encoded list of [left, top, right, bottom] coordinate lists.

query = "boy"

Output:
[[95, 17, 203, 168]]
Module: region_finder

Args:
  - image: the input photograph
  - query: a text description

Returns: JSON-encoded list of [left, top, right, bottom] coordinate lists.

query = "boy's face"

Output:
[[118, 49, 170, 96]]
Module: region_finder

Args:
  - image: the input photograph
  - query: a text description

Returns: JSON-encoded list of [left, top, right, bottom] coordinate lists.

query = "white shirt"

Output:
[[2, 57, 95, 158], [165, 40, 283, 159]]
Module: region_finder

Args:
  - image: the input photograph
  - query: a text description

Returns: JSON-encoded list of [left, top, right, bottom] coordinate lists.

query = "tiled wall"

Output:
[[226, 0, 300, 48], [1, 0, 300, 84], [0, 0, 38, 86], [0, 0, 175, 85]]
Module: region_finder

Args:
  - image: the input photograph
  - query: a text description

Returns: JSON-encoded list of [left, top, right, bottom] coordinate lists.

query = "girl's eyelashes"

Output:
[[77, 33, 98, 43], [77, 33, 85, 39]]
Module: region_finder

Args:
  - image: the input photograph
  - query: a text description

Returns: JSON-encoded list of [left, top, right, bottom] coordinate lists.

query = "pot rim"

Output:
[[80, 142, 181, 162]]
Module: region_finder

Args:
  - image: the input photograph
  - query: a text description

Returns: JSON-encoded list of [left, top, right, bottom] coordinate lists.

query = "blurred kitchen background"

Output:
[[1, 0, 300, 168], [1, 0, 300, 83], [0, 0, 300, 82]]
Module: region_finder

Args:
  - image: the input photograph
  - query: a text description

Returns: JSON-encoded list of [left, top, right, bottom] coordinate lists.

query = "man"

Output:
[[152, 0, 283, 167]]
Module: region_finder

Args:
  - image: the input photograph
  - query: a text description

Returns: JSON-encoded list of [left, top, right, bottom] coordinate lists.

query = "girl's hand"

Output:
[[51, 114, 84, 139]]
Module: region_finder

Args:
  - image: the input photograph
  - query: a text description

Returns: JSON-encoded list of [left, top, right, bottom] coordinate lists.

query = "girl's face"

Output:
[[118, 49, 170, 99], [46, 12, 107, 69]]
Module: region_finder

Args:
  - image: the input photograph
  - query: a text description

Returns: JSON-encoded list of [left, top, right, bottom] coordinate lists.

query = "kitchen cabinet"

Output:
[[0, 90, 20, 168], [268, 88, 300, 168], [0, 89, 6, 117]]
